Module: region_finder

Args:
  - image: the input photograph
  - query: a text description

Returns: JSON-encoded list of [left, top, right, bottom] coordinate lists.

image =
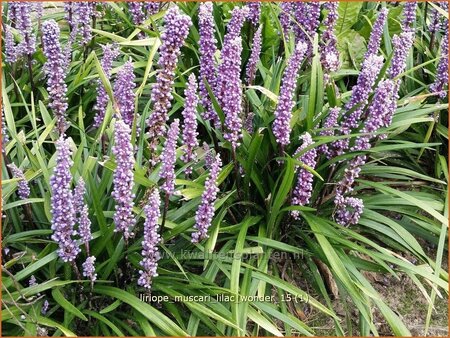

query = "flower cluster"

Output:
[[388, 31, 414, 79], [42, 20, 69, 133], [15, 2, 36, 57], [320, 2, 340, 82], [82, 256, 97, 282], [192, 154, 222, 243], [73, 178, 93, 245], [4, 25, 17, 63], [273, 42, 308, 147], [318, 107, 341, 159], [128, 2, 145, 28], [291, 133, 317, 219], [8, 163, 30, 200], [246, 25, 262, 85], [160, 119, 180, 195], [294, 2, 320, 51], [112, 120, 136, 240], [181, 75, 199, 175], [430, 31, 448, 99], [50, 136, 80, 262], [365, 8, 388, 58], [94, 44, 120, 128], [401, 1, 417, 33], [198, 2, 218, 125], [114, 61, 137, 128], [221, 37, 244, 150], [1, 108, 9, 150], [76, 2, 94, 45], [147, 7, 191, 158], [145, 2, 160, 16], [138, 189, 161, 289], [279, 2, 293, 41], [246, 2, 261, 26]]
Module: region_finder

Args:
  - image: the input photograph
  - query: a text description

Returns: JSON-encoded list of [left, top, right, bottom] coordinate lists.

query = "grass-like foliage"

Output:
[[1, 1, 448, 336]]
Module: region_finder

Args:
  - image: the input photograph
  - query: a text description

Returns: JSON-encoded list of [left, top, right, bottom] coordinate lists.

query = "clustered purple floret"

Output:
[[13, 2, 36, 57], [138, 189, 161, 289], [318, 107, 341, 159], [147, 7, 192, 156], [50, 136, 80, 262], [246, 2, 261, 26], [430, 31, 448, 98], [1, 108, 9, 150], [279, 2, 293, 41], [82, 256, 97, 282], [42, 20, 69, 133], [114, 61, 137, 127], [181, 75, 199, 175], [273, 42, 308, 147], [4, 25, 17, 63], [220, 37, 244, 150], [73, 178, 93, 245], [320, 2, 340, 83], [387, 32, 414, 79], [294, 1, 320, 51], [365, 8, 388, 58], [94, 44, 120, 128], [198, 2, 218, 125], [246, 25, 262, 85], [291, 133, 317, 219], [128, 2, 145, 28], [401, 1, 417, 33], [76, 2, 95, 46], [160, 119, 180, 196], [112, 120, 136, 240], [8, 163, 30, 200], [41, 300, 49, 315], [192, 154, 222, 243]]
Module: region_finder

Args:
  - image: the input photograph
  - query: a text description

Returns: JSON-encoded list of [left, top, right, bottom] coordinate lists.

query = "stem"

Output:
[[161, 193, 170, 232], [27, 54, 35, 95], [231, 147, 242, 199]]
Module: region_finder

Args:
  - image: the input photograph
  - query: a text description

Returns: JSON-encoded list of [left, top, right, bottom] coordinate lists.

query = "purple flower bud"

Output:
[[427, 2, 448, 35], [2, 108, 9, 150], [76, 2, 94, 46], [273, 42, 308, 147], [181, 75, 199, 175], [388, 31, 415, 80], [279, 2, 293, 41], [203, 142, 214, 169], [8, 163, 30, 200], [215, 6, 248, 107], [50, 136, 80, 262], [430, 31, 448, 98], [64, 2, 77, 32], [128, 2, 145, 27], [4, 25, 17, 63], [293, 2, 320, 50], [138, 189, 161, 289], [73, 178, 93, 244], [335, 196, 364, 226], [112, 120, 136, 240], [29, 275, 37, 287], [147, 7, 192, 154], [192, 154, 222, 243], [94, 44, 120, 128], [365, 8, 388, 58], [291, 133, 317, 219], [82, 256, 97, 282], [320, 2, 340, 81], [42, 20, 69, 133], [246, 25, 262, 85], [198, 2, 218, 124], [145, 2, 160, 16], [220, 37, 244, 150], [160, 119, 180, 195], [401, 1, 417, 32], [12, 3, 36, 57], [318, 107, 341, 159], [41, 300, 49, 315], [246, 2, 261, 26], [114, 61, 137, 128]]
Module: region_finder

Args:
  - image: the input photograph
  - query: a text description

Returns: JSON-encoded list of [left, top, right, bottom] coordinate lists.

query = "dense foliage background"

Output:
[[1, 1, 448, 336]]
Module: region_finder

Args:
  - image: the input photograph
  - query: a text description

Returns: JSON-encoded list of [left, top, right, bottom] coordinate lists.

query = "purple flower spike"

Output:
[[94, 44, 120, 128], [335, 196, 364, 226], [246, 25, 262, 85], [198, 2, 218, 124], [138, 189, 161, 289], [114, 61, 136, 128], [73, 178, 93, 244], [76, 2, 94, 46], [221, 37, 244, 150], [160, 119, 180, 196], [181, 74, 199, 175], [42, 20, 69, 133], [8, 163, 30, 200], [318, 107, 341, 159], [279, 2, 293, 41], [128, 2, 145, 27], [320, 2, 340, 82], [293, 1, 320, 50], [50, 136, 80, 262], [365, 8, 388, 58], [15, 2, 36, 57], [41, 300, 49, 315], [112, 120, 136, 240], [387, 31, 414, 79], [291, 133, 317, 219], [145, 2, 160, 16], [430, 31, 448, 98], [192, 154, 222, 243], [402, 1, 417, 33], [147, 7, 192, 155], [82, 256, 97, 282], [273, 42, 308, 147], [4, 25, 17, 64], [246, 2, 261, 26]]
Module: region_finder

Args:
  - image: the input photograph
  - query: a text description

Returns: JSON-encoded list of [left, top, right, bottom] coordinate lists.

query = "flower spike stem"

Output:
[[161, 193, 170, 231]]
